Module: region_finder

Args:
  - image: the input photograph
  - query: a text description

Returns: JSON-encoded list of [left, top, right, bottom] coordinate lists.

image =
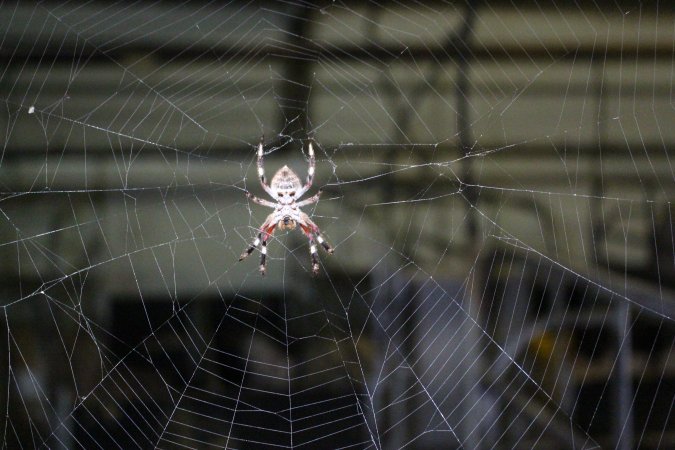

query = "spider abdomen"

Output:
[[271, 165, 302, 191]]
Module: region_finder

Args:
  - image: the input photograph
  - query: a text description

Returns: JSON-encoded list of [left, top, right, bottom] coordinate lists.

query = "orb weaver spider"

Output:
[[239, 138, 333, 275]]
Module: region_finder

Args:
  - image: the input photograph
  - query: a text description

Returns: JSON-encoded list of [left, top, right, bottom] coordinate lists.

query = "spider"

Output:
[[239, 137, 333, 275]]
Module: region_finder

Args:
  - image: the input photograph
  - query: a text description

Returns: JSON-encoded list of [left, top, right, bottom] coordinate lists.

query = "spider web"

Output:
[[1, 1, 674, 449]]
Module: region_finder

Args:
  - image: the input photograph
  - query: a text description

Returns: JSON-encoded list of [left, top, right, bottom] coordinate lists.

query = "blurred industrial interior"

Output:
[[0, 1, 673, 449]]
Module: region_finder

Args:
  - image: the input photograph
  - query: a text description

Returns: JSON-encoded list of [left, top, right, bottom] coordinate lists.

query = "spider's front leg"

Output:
[[307, 234, 321, 275], [315, 232, 334, 255], [239, 233, 262, 261], [298, 224, 321, 275], [299, 214, 334, 276], [301, 212, 334, 255], [257, 226, 276, 275], [239, 216, 276, 275]]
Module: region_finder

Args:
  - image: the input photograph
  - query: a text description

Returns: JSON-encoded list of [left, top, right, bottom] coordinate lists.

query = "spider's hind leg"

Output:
[[256, 137, 276, 197]]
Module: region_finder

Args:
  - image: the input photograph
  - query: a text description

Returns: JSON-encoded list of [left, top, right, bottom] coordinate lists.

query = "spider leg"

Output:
[[239, 214, 275, 270], [309, 236, 320, 275], [295, 189, 321, 207], [295, 139, 315, 198], [301, 213, 334, 254], [306, 139, 315, 186], [256, 137, 276, 198], [245, 191, 277, 208], [315, 232, 334, 254], [300, 224, 321, 275], [258, 223, 276, 275], [239, 230, 262, 261]]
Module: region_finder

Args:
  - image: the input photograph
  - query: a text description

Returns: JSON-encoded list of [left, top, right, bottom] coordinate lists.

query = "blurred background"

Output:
[[0, 1, 673, 449]]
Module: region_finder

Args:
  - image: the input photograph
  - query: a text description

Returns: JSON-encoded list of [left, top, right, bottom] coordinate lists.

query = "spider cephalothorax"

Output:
[[239, 138, 333, 275]]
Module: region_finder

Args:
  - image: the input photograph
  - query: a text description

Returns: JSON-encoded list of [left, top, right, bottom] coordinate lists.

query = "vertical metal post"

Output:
[[614, 302, 633, 449], [278, 5, 315, 139], [455, 4, 482, 448], [594, 61, 633, 450]]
